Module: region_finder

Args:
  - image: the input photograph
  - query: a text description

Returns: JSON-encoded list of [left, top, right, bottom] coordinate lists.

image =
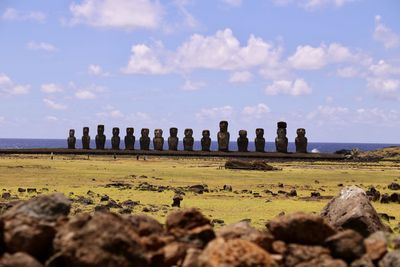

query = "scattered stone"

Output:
[[52, 212, 148, 267], [381, 193, 390, 204], [94, 205, 110, 212], [266, 212, 336, 245], [283, 244, 346, 267], [223, 184, 232, 192], [100, 195, 109, 201], [75, 196, 93, 205], [166, 208, 210, 233], [0, 252, 44, 267], [2, 193, 70, 261], [189, 184, 206, 194], [350, 255, 374, 267], [27, 188, 37, 193], [321, 186, 389, 237], [127, 214, 164, 237], [121, 199, 138, 207], [288, 189, 297, 197], [311, 192, 321, 198], [389, 193, 400, 203], [198, 238, 278, 267], [172, 194, 183, 207], [325, 229, 365, 263], [366, 186, 381, 202], [364, 231, 388, 262], [388, 182, 400, 190], [378, 250, 400, 267], [17, 188, 26, 193], [1, 193, 11, 199]]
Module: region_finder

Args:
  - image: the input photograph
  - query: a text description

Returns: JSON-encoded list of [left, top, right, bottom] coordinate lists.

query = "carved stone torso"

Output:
[[275, 128, 288, 153], [168, 128, 178, 151], [140, 128, 150, 150], [183, 128, 194, 151], [254, 128, 265, 152], [124, 128, 135, 150], [201, 130, 211, 151], [237, 130, 248, 152], [82, 127, 90, 149], [95, 125, 106, 150], [67, 129, 76, 149], [153, 129, 164, 151], [111, 127, 120, 150], [218, 121, 230, 152], [295, 128, 308, 153]]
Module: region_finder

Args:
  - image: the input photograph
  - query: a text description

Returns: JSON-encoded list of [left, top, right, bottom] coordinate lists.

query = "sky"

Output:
[[0, 0, 400, 143]]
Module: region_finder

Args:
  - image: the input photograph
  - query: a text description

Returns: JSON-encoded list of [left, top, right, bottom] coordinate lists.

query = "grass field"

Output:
[[0, 154, 399, 229]]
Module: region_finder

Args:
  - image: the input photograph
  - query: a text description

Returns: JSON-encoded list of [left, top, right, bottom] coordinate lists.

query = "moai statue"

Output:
[[255, 128, 265, 152], [140, 128, 150, 150], [295, 128, 308, 153], [183, 128, 194, 151], [153, 129, 164, 151], [111, 127, 120, 150], [275, 121, 288, 153], [95, 124, 106, 150], [82, 127, 90, 149], [124, 127, 135, 150], [201, 130, 211, 151], [237, 130, 248, 152], [217, 121, 230, 152], [67, 129, 76, 149], [168, 127, 179, 151]]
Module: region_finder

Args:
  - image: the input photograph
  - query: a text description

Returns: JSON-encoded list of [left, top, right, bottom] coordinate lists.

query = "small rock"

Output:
[[311, 192, 321, 198], [17, 188, 26, 193], [100, 195, 109, 201], [364, 231, 388, 262], [381, 193, 390, 204], [172, 194, 183, 208], [1, 192, 11, 199], [388, 182, 400, 190], [325, 229, 365, 263], [0, 252, 44, 267], [378, 250, 400, 267], [288, 189, 297, 197], [223, 185, 232, 192], [27, 188, 37, 193]]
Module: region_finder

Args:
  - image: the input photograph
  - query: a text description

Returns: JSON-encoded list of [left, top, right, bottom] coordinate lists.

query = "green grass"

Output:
[[1, 154, 399, 228]]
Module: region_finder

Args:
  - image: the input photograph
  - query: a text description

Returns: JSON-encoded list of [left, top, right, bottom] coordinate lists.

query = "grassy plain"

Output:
[[0, 154, 399, 228]]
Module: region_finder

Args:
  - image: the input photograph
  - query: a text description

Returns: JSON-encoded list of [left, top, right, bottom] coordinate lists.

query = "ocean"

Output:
[[0, 139, 398, 153]]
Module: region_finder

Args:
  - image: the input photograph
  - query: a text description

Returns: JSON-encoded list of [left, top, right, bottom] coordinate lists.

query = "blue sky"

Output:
[[0, 0, 400, 143]]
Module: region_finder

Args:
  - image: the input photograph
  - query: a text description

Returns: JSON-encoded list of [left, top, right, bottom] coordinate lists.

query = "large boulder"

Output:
[[0, 252, 44, 267], [51, 212, 148, 267], [321, 186, 389, 237], [266, 212, 336, 245], [198, 238, 278, 267], [1, 193, 70, 261], [218, 221, 274, 252]]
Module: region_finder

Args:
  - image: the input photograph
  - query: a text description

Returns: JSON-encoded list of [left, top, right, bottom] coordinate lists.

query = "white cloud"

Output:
[[88, 64, 110, 76], [0, 73, 30, 96], [41, 83, 63, 93], [229, 71, 253, 83], [45, 116, 59, 122], [265, 78, 312, 96], [43, 98, 67, 110], [1, 8, 46, 22], [368, 60, 400, 77], [222, 0, 242, 7], [181, 79, 206, 91], [69, 0, 162, 30], [75, 90, 96, 100], [97, 109, 124, 119], [288, 43, 355, 70], [336, 67, 360, 78], [27, 41, 57, 52], [367, 78, 400, 99], [242, 103, 271, 118], [374, 15, 400, 49], [196, 105, 234, 121], [123, 28, 282, 74], [272, 0, 356, 10]]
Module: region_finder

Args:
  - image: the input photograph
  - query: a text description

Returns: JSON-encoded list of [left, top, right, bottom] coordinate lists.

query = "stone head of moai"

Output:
[[97, 124, 105, 135], [202, 130, 210, 138], [112, 127, 120, 136], [239, 130, 247, 138], [126, 127, 134, 136], [256, 128, 264, 138], [154, 129, 163, 138], [277, 121, 287, 137], [219, 120, 228, 132], [275, 121, 288, 153], [170, 127, 178, 137], [297, 128, 306, 137], [83, 127, 89, 136], [184, 128, 193, 137], [141, 128, 149, 137], [69, 129, 75, 137]]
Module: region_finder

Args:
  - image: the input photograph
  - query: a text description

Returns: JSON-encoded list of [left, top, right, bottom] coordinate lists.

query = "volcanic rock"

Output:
[[325, 229, 365, 263], [0, 252, 44, 267], [388, 182, 400, 190], [283, 244, 347, 267], [378, 250, 400, 267], [321, 186, 388, 236]]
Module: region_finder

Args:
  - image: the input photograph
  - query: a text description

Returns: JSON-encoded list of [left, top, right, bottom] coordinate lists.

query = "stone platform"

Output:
[[0, 148, 345, 160]]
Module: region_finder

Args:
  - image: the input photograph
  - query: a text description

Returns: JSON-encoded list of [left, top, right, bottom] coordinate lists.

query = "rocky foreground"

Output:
[[0, 186, 399, 267]]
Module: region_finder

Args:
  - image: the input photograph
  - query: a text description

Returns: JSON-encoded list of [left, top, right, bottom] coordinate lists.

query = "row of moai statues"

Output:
[[67, 121, 308, 153]]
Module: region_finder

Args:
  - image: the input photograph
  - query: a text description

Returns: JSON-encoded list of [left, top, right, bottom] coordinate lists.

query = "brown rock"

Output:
[[52, 212, 148, 267], [351, 255, 374, 267], [218, 221, 274, 252], [272, 240, 287, 254], [266, 212, 336, 245], [321, 186, 389, 237], [379, 251, 400, 267], [166, 208, 210, 232], [1, 193, 70, 261], [198, 238, 278, 267], [284, 244, 347, 267], [182, 248, 202, 267], [365, 231, 388, 262], [325, 229, 365, 263], [0, 252, 44, 267], [127, 214, 164, 237]]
